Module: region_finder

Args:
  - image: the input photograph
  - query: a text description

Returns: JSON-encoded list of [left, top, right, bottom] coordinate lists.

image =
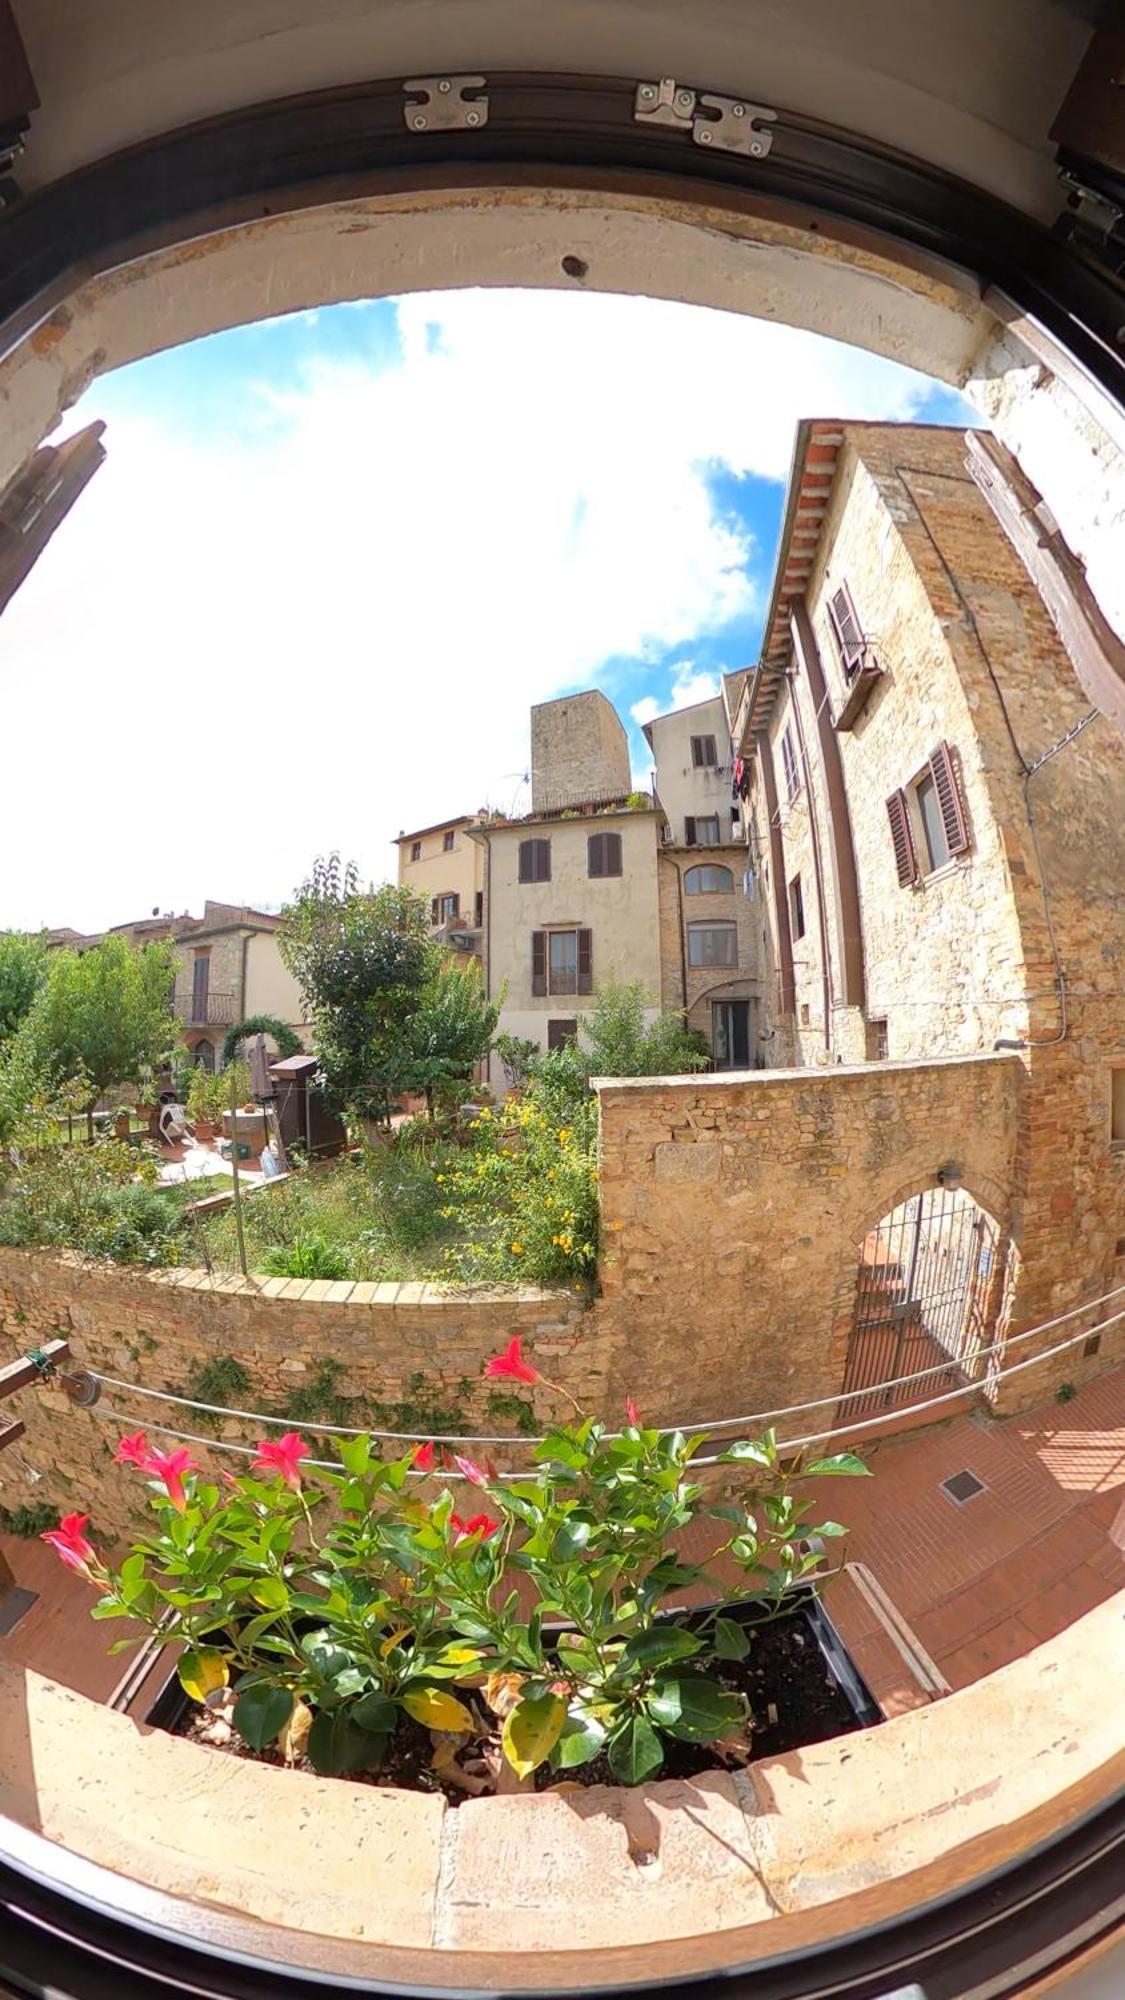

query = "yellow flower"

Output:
[[510, 1241, 524, 1255], [557, 1128, 572, 1143], [478, 1107, 492, 1120], [435, 1174, 445, 1183]]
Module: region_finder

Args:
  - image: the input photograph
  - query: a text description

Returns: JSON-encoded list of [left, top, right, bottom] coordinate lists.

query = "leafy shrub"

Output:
[[0, 1130, 182, 1266], [262, 1232, 350, 1281], [494, 1034, 539, 1090], [436, 1089, 598, 1287], [0, 1499, 60, 1537], [77, 1352, 869, 1789]]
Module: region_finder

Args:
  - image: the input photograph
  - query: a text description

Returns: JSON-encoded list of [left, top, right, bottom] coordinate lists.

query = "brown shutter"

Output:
[[451, 894, 460, 917], [588, 833, 603, 877], [577, 929, 593, 995], [685, 816, 696, 845], [828, 583, 865, 674], [929, 742, 969, 856], [536, 838, 551, 882], [519, 840, 533, 883], [886, 790, 918, 886], [606, 832, 622, 877], [531, 931, 547, 996], [430, 897, 439, 922]]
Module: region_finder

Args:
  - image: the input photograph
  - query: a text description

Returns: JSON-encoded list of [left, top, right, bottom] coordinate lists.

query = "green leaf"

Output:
[[352, 1689, 397, 1734], [301, 1630, 351, 1680], [233, 1681, 293, 1749], [551, 1516, 592, 1561], [249, 1576, 289, 1611], [647, 1675, 745, 1742], [177, 1649, 229, 1702], [401, 1686, 474, 1733], [338, 1436, 371, 1478], [553, 1711, 607, 1770], [619, 1625, 702, 1672], [810, 1520, 849, 1537], [803, 1452, 870, 1476], [607, 1712, 664, 1784], [502, 1692, 567, 1778], [713, 1616, 751, 1661], [721, 1439, 774, 1468], [306, 1706, 376, 1776]]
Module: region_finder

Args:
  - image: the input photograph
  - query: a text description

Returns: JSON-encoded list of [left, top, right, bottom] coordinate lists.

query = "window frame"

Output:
[[780, 726, 800, 804], [889, 743, 970, 886], [684, 863, 735, 895], [410, 840, 421, 862], [686, 921, 738, 970], [587, 830, 623, 878], [685, 814, 721, 847], [690, 732, 719, 769], [442, 829, 456, 853], [788, 874, 806, 941], [826, 581, 867, 680]]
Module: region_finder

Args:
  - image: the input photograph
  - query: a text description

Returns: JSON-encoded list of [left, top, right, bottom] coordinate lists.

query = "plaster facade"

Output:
[[395, 814, 486, 953]]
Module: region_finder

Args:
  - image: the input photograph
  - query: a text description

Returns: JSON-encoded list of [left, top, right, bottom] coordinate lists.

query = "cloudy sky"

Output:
[[0, 288, 972, 933]]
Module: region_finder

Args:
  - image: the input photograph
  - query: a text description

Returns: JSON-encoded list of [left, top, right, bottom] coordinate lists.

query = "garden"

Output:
[[45, 1339, 872, 1795], [0, 859, 708, 1289]]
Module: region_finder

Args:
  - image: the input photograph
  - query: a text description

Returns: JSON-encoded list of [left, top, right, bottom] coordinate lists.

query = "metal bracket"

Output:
[[1055, 167, 1124, 273], [403, 76, 489, 134], [635, 78, 777, 159]]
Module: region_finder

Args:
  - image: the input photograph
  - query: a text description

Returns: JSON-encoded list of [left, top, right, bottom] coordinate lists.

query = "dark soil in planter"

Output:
[[155, 1595, 878, 1803]]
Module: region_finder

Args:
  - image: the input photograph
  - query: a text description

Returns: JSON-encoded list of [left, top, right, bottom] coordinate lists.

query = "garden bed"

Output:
[[148, 1593, 878, 1803]]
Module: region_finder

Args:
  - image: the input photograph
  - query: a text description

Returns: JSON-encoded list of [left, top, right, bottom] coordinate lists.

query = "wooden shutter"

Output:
[[588, 833, 604, 877], [531, 931, 547, 996], [519, 840, 533, 883], [577, 929, 593, 995], [536, 838, 550, 881], [605, 832, 622, 877], [685, 815, 697, 845], [827, 582, 865, 675], [450, 893, 460, 918], [886, 790, 918, 886], [929, 742, 969, 856]]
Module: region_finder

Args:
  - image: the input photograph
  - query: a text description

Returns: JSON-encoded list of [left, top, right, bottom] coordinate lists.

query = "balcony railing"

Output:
[[172, 988, 237, 1027]]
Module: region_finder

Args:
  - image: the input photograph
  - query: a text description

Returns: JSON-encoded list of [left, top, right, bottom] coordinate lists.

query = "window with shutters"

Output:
[[518, 837, 551, 883], [587, 831, 623, 878], [780, 726, 800, 804], [684, 864, 734, 894], [788, 875, 806, 941], [410, 840, 421, 862], [436, 892, 459, 924], [537, 927, 593, 995], [888, 743, 970, 886], [443, 830, 455, 853], [687, 922, 737, 969], [685, 814, 721, 846], [690, 733, 718, 768], [826, 581, 866, 679]]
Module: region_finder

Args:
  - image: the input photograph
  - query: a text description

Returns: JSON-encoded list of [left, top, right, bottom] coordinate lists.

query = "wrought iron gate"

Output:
[[841, 1187, 1000, 1417]]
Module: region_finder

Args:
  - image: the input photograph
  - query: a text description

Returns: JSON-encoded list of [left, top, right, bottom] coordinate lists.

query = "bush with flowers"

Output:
[[54, 1339, 869, 1790], [436, 1085, 599, 1287]]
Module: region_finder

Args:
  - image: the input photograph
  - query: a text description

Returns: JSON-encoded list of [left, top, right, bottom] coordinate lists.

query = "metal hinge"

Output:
[[634, 77, 777, 159], [1055, 167, 1125, 271], [403, 75, 489, 134]]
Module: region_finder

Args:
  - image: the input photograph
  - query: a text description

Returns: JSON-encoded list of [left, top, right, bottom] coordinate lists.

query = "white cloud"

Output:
[[0, 288, 963, 931], [629, 696, 661, 728]]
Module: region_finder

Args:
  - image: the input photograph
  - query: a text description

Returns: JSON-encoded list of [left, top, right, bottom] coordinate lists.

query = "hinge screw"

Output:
[[413, 114, 427, 130], [639, 85, 655, 101], [467, 111, 480, 126], [438, 79, 451, 93], [750, 141, 763, 156], [698, 127, 713, 143], [732, 103, 745, 117], [676, 90, 693, 109]]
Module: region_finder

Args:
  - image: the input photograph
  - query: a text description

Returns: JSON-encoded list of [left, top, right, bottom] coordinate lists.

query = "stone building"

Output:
[[644, 683, 761, 1066]]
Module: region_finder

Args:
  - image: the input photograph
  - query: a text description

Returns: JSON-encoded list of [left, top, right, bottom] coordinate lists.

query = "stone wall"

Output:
[[0, 1257, 603, 1539], [594, 1053, 1028, 1425]]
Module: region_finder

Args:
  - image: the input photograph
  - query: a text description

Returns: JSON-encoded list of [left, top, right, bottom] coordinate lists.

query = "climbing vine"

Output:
[[220, 1015, 304, 1067]]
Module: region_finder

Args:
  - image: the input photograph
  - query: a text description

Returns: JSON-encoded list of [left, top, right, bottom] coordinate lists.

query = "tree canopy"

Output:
[[389, 963, 501, 1117], [0, 931, 48, 1044], [22, 935, 180, 1119]]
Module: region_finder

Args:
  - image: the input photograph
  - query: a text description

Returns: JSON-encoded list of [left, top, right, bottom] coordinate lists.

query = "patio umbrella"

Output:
[[248, 1033, 272, 1103]]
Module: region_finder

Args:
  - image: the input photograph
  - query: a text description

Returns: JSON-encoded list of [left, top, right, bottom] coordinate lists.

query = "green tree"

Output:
[[0, 931, 48, 1044], [278, 854, 437, 1119], [392, 962, 501, 1119], [24, 936, 180, 1138], [581, 981, 710, 1078]]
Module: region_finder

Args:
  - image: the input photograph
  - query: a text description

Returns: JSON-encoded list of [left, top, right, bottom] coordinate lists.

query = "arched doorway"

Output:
[[842, 1184, 1004, 1417]]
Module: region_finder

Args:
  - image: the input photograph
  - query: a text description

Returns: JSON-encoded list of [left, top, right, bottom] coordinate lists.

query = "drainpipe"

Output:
[[788, 679, 834, 1056], [238, 933, 249, 1030], [672, 856, 687, 1014]]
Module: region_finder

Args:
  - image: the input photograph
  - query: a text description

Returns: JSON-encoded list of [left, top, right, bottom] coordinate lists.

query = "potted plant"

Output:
[[52, 1343, 873, 1795], [113, 1108, 132, 1140], [185, 1065, 220, 1143]]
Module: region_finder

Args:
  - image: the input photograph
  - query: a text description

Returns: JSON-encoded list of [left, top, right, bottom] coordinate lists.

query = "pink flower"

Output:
[[483, 1336, 540, 1384], [252, 1432, 311, 1492], [114, 1430, 157, 1472], [624, 1397, 641, 1427], [41, 1512, 98, 1582], [450, 1511, 499, 1540], [451, 1452, 488, 1487], [411, 1440, 436, 1473], [147, 1446, 198, 1512]]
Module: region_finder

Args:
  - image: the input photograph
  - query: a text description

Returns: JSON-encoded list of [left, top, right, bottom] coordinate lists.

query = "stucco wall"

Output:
[[648, 696, 734, 845], [242, 932, 307, 1035], [395, 819, 484, 919]]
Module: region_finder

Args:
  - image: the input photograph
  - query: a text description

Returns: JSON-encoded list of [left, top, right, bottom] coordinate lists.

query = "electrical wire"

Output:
[[88, 1275, 1125, 1448]]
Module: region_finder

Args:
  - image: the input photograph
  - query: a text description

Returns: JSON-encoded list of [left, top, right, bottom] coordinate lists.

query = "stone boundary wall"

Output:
[[594, 1052, 1025, 1426], [0, 1256, 604, 1538]]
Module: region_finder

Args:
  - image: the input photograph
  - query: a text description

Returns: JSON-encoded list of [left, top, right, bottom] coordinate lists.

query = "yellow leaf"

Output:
[[402, 1686, 474, 1734], [177, 1649, 228, 1702], [501, 1692, 567, 1779], [380, 1626, 413, 1658], [483, 1670, 526, 1718], [277, 1697, 313, 1764]]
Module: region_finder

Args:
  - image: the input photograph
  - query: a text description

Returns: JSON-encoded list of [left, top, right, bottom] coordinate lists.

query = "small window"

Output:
[[1112, 1067, 1125, 1145], [780, 727, 799, 804], [916, 773, 950, 872], [410, 840, 421, 862], [800, 1003, 810, 1026], [866, 1018, 889, 1061], [684, 864, 734, 894], [691, 733, 718, 768], [687, 922, 737, 969], [888, 743, 969, 886], [788, 875, 805, 941], [519, 837, 551, 883], [826, 581, 866, 679], [474, 890, 484, 927], [538, 927, 592, 996], [443, 830, 455, 853], [548, 1018, 578, 1051], [549, 931, 578, 994], [437, 893, 459, 924], [588, 831, 623, 878], [685, 814, 721, 846]]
